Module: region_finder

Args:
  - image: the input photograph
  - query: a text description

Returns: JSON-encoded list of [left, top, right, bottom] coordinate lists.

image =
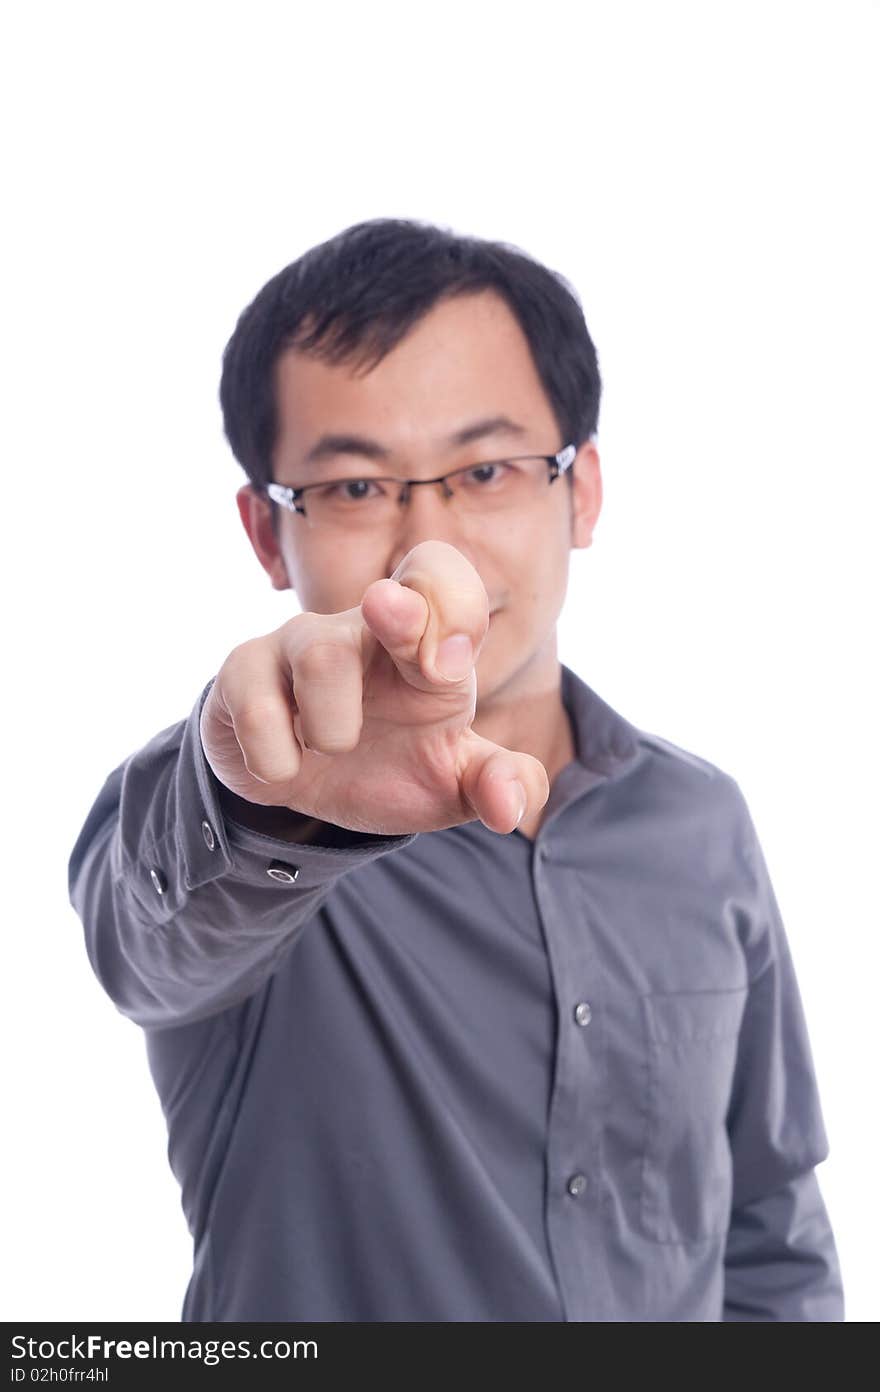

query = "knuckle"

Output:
[[297, 639, 353, 684], [285, 609, 328, 640], [235, 632, 269, 661], [285, 610, 316, 635], [222, 635, 265, 682], [235, 698, 286, 740]]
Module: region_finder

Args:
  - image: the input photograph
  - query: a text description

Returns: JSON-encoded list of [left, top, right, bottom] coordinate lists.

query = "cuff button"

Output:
[[267, 860, 300, 884], [201, 819, 216, 851], [150, 868, 167, 895]]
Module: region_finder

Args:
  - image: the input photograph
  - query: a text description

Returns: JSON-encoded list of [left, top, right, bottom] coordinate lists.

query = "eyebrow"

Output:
[[302, 415, 529, 470]]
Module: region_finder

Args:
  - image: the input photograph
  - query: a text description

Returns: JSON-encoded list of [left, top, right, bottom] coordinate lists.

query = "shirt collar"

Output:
[[532, 663, 643, 834], [560, 662, 642, 777]]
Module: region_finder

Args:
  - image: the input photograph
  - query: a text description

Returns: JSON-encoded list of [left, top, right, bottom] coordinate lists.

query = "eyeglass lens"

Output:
[[300, 457, 552, 529]]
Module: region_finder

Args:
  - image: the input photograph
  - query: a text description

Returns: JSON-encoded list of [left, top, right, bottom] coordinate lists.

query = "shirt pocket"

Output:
[[639, 986, 748, 1244]]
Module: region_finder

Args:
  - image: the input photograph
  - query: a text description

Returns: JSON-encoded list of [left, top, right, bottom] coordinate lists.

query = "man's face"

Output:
[[238, 289, 602, 710]]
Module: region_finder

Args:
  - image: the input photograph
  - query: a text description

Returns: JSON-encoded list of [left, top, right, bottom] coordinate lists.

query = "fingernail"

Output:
[[435, 633, 473, 682], [512, 780, 527, 826]]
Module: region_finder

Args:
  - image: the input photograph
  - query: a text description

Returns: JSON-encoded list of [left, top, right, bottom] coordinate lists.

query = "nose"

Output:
[[385, 478, 479, 576]]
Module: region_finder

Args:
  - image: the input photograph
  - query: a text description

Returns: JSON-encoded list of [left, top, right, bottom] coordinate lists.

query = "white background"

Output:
[[2, 0, 877, 1322]]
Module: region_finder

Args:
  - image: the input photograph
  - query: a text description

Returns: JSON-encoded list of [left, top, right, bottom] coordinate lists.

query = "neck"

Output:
[[471, 635, 577, 789]]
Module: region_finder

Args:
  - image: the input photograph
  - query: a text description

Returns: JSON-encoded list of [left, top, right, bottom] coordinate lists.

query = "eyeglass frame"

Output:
[[260, 443, 578, 519]]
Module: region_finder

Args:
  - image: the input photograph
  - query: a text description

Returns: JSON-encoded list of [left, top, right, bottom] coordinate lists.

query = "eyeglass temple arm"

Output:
[[265, 482, 304, 512], [552, 444, 577, 478]]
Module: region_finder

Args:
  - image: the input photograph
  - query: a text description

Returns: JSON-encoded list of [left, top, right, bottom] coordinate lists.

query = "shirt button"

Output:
[[574, 1001, 593, 1026], [201, 819, 216, 851], [567, 1173, 588, 1197], [267, 860, 301, 884], [150, 868, 167, 895]]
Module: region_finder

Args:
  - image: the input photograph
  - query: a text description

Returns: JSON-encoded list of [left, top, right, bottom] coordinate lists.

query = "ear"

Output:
[[236, 484, 293, 592], [569, 442, 603, 549]]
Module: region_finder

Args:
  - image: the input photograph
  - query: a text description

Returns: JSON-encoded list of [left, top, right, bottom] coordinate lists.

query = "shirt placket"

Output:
[[533, 792, 612, 1322]]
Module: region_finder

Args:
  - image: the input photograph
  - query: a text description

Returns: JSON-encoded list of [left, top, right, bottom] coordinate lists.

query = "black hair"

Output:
[[219, 217, 602, 532]]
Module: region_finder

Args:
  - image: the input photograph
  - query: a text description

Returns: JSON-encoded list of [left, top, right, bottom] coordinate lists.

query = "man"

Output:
[[68, 217, 844, 1321]]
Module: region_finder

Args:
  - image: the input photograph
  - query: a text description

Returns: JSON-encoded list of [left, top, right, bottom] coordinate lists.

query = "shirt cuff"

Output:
[[177, 678, 418, 894]]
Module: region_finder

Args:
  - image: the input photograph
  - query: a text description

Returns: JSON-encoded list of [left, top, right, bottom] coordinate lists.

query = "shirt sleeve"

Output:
[[722, 789, 844, 1320], [68, 678, 418, 1032]]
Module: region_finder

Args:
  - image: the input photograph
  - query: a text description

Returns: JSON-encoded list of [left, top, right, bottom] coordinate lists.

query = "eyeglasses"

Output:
[[261, 444, 577, 531]]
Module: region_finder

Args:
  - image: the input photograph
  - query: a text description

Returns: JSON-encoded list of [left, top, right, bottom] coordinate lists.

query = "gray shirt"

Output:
[[68, 663, 843, 1321]]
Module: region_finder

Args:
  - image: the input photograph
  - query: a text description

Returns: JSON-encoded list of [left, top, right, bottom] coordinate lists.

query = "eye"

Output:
[[322, 478, 384, 502], [463, 461, 514, 486]]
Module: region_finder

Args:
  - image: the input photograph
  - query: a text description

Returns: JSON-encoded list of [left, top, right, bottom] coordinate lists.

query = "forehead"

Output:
[[272, 290, 558, 463]]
